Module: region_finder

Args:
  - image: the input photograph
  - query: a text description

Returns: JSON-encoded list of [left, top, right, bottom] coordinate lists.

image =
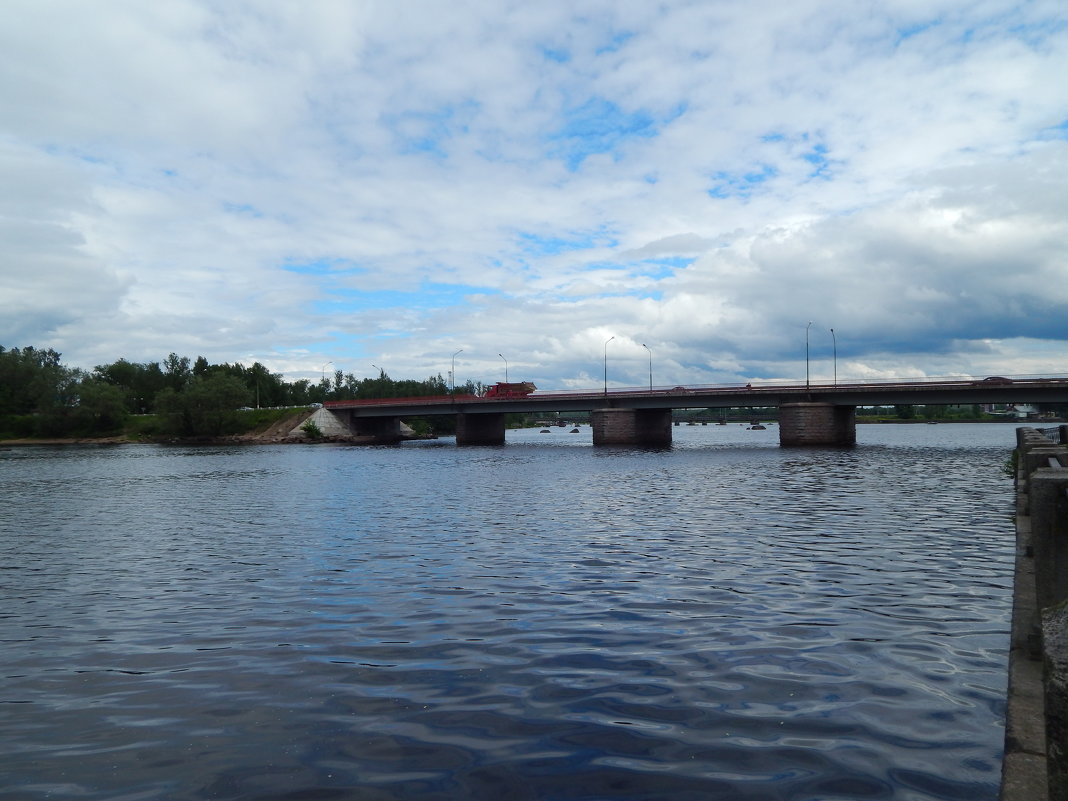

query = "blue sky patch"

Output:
[[548, 97, 659, 170], [383, 102, 478, 158], [283, 258, 361, 276], [1040, 119, 1068, 140], [1009, 19, 1068, 47], [595, 30, 635, 55], [803, 143, 832, 179], [895, 19, 939, 45], [314, 282, 499, 314], [540, 45, 570, 63], [708, 163, 779, 198], [576, 254, 684, 283], [516, 229, 619, 257], [638, 256, 695, 278], [609, 287, 665, 301], [223, 202, 263, 218]]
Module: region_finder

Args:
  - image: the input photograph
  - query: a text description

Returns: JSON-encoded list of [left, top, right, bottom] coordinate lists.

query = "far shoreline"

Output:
[[1, 417, 1047, 448]]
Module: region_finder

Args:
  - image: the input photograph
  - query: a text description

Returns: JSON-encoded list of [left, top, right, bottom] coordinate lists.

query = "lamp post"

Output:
[[603, 336, 614, 396], [451, 349, 463, 391], [642, 343, 652, 392], [498, 353, 508, 383], [805, 321, 813, 389], [830, 328, 837, 386], [371, 363, 381, 378], [321, 361, 332, 401]]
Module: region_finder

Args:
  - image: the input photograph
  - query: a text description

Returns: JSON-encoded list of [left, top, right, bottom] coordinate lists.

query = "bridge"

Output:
[[321, 376, 1068, 446]]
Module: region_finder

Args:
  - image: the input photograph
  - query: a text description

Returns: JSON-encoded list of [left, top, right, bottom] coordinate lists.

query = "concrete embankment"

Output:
[[1003, 426, 1068, 801]]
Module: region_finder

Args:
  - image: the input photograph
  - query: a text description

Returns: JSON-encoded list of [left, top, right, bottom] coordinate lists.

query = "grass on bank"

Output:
[[0, 407, 309, 442]]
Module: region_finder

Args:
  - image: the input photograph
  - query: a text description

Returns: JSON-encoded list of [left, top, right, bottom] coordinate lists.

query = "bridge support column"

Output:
[[591, 408, 672, 447], [456, 413, 505, 446], [353, 416, 403, 443], [779, 403, 855, 447]]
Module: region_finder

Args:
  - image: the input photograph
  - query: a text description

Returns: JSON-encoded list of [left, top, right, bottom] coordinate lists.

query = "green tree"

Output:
[[0, 345, 71, 414], [156, 374, 251, 436], [94, 358, 167, 413], [289, 379, 313, 404], [163, 353, 192, 392], [70, 379, 128, 434]]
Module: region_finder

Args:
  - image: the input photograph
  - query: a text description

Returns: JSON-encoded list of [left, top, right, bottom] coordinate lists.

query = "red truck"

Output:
[[485, 381, 537, 399]]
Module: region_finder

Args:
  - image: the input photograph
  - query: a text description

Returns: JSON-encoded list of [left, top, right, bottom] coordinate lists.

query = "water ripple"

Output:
[[0, 425, 1016, 800]]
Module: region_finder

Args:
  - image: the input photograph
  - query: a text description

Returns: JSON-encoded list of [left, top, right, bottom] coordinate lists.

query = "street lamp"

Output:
[[805, 321, 813, 390], [452, 349, 463, 391], [498, 353, 508, 383], [603, 336, 614, 395], [642, 343, 652, 392], [321, 361, 333, 400], [371, 363, 381, 378], [830, 328, 837, 386]]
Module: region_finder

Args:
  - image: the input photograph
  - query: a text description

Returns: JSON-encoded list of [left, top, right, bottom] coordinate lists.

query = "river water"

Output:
[[1, 423, 1019, 801]]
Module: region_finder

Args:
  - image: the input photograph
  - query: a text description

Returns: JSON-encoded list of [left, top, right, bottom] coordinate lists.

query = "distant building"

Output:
[[1007, 403, 1039, 419]]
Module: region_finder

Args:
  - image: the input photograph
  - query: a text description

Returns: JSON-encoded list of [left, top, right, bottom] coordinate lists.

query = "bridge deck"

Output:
[[323, 378, 1068, 417]]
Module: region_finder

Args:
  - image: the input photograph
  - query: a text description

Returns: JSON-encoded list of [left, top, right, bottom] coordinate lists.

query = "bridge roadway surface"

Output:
[[324, 376, 1068, 418]]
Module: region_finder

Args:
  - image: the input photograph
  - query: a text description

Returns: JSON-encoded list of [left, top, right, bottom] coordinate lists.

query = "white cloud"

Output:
[[1, 0, 1066, 387]]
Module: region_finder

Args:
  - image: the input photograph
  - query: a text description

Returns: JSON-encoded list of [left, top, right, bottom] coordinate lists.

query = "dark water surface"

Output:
[[1, 423, 1018, 800]]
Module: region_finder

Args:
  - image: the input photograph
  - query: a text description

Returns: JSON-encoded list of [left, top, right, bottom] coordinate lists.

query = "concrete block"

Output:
[[1045, 600, 1068, 801], [1030, 469, 1068, 611], [1001, 752, 1048, 801], [1024, 447, 1068, 481], [1005, 651, 1047, 754]]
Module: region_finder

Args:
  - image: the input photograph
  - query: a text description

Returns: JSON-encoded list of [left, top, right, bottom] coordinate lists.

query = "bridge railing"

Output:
[[323, 375, 1068, 409], [1036, 426, 1066, 443], [324, 394, 478, 408]]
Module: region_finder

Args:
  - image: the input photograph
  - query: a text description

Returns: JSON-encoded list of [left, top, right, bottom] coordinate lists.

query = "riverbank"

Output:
[[1002, 426, 1068, 801], [0, 435, 136, 445], [0, 408, 316, 446], [1001, 465, 1048, 800], [0, 413, 435, 447], [1, 414, 1043, 447]]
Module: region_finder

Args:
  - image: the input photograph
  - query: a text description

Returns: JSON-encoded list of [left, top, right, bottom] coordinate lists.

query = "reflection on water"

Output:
[[0, 423, 1017, 800]]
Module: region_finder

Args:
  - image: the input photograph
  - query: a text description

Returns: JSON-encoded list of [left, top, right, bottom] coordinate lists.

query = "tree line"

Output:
[[5, 344, 1061, 439], [0, 345, 481, 438]]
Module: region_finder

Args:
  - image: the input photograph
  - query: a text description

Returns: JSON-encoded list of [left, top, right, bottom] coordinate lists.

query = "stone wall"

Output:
[[1005, 427, 1068, 801]]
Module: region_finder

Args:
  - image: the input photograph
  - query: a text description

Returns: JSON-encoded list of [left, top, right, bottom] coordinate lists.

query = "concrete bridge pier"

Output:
[[456, 412, 506, 446], [353, 416, 404, 443], [591, 408, 672, 447], [779, 402, 856, 446]]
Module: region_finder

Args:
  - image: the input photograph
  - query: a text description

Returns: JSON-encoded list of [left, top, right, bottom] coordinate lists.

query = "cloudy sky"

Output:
[[3, 1, 1067, 390]]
